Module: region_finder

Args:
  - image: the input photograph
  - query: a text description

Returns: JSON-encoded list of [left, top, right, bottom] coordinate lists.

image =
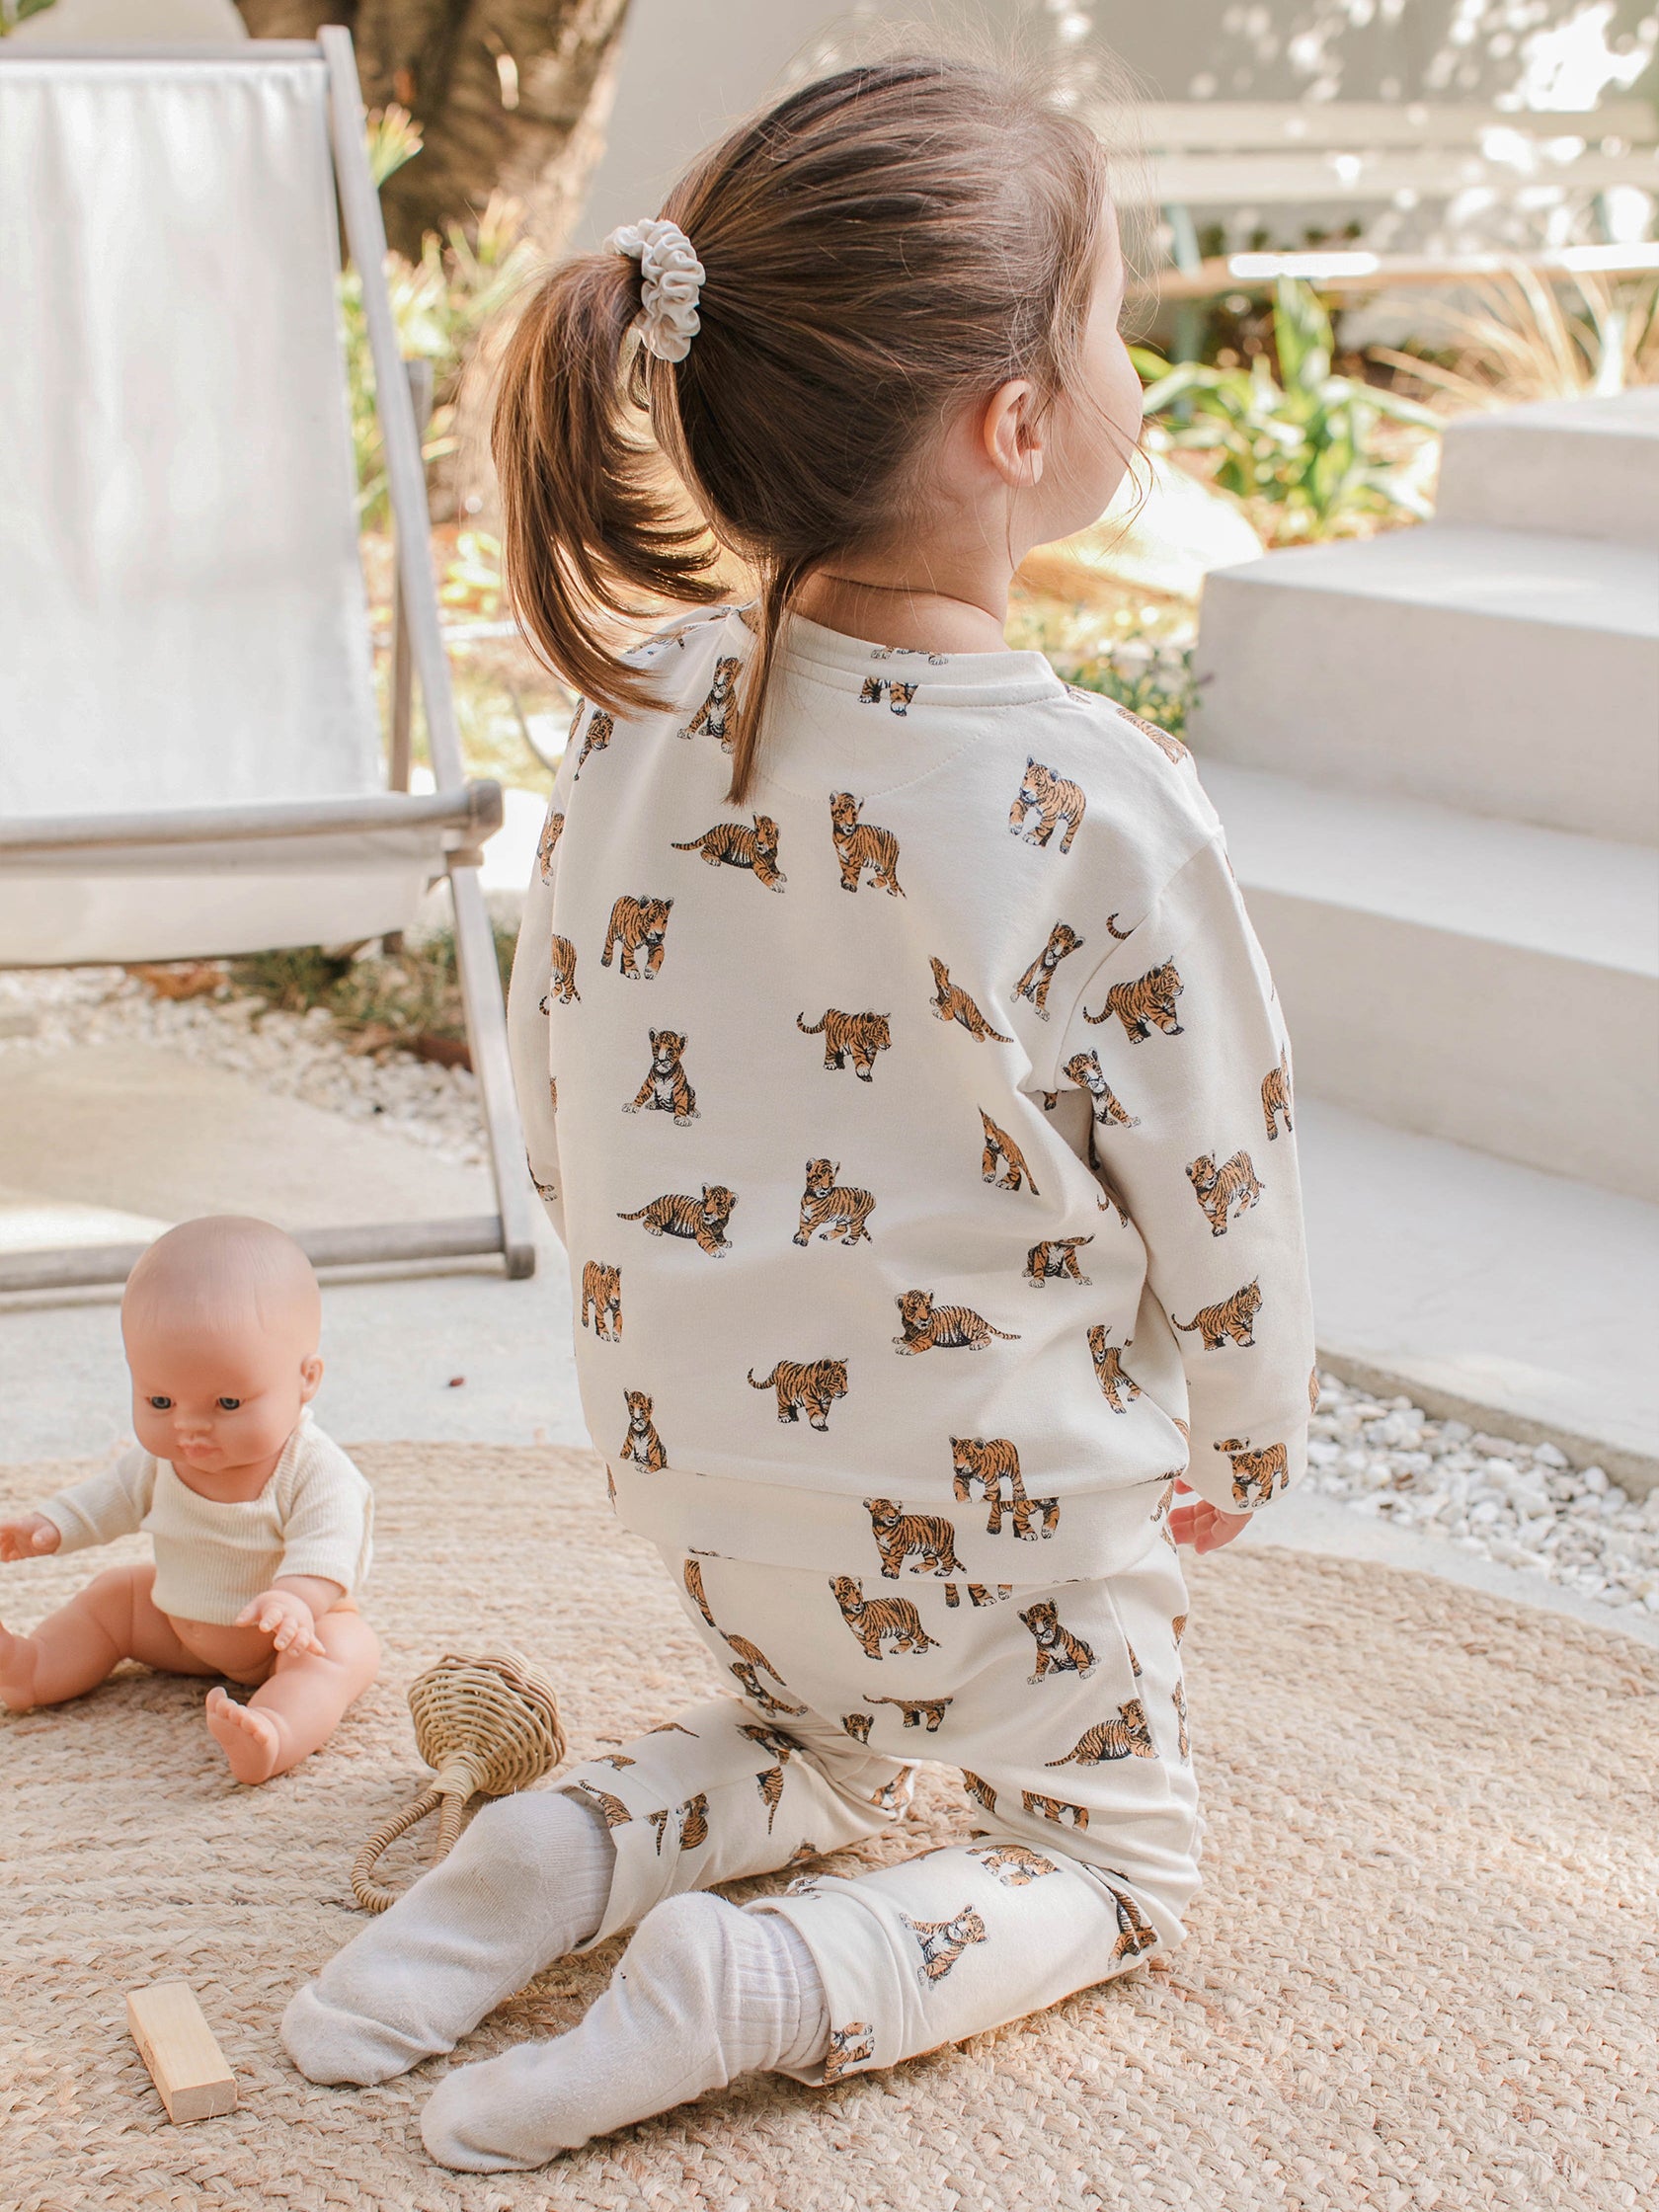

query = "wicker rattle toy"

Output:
[[352, 1648, 566, 1912]]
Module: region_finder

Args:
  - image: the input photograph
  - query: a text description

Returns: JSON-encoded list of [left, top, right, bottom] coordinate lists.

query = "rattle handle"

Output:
[[352, 1787, 451, 1913]]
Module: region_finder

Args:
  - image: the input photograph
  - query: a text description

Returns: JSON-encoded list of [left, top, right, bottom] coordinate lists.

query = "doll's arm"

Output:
[[0, 1512, 62, 1561], [32, 1448, 156, 1555]]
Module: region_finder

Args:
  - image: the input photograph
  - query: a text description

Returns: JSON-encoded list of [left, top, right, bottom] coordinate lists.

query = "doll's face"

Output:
[[123, 1308, 322, 1481]]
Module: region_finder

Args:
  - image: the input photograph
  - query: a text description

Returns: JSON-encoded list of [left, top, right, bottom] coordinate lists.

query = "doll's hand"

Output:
[[0, 1514, 61, 1562], [235, 1587, 326, 1655], [1168, 1483, 1253, 1555]]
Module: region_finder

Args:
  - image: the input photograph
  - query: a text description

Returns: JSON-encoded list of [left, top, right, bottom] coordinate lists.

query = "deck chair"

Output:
[[0, 29, 539, 1291]]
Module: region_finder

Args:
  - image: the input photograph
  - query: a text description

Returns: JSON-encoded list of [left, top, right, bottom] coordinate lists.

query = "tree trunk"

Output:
[[237, 0, 632, 257]]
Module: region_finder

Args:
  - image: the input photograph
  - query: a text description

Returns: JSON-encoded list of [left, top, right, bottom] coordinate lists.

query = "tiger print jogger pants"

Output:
[[554, 1535, 1202, 2084]]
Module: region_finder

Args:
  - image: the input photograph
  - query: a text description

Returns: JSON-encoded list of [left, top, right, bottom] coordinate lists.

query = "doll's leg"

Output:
[[204, 1607, 380, 1784], [0, 1564, 216, 1711]]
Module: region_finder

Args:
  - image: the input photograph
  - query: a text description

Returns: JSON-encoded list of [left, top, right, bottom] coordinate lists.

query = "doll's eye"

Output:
[[216, 1397, 242, 1412], [148, 1395, 173, 1410]]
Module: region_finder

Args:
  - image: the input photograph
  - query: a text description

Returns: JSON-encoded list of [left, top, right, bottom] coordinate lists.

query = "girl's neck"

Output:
[[790, 566, 1014, 657]]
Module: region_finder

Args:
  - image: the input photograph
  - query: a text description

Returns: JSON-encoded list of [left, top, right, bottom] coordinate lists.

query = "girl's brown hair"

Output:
[[494, 54, 1136, 803]]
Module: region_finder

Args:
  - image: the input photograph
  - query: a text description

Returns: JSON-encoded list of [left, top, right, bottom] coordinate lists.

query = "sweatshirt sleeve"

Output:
[[38, 1447, 156, 1553], [506, 729, 579, 1248], [1056, 832, 1315, 1515]]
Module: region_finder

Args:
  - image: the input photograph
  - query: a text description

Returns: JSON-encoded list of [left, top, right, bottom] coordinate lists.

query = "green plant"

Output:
[[0, 0, 56, 33], [1136, 280, 1443, 545], [225, 925, 517, 1054], [344, 110, 539, 522], [1372, 266, 1659, 410]]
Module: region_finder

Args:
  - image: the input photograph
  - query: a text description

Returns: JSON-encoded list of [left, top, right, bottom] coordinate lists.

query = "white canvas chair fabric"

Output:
[[0, 36, 536, 1283]]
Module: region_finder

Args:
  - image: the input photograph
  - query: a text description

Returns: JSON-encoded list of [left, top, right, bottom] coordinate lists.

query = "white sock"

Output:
[[282, 1788, 616, 2086], [419, 1892, 830, 2172]]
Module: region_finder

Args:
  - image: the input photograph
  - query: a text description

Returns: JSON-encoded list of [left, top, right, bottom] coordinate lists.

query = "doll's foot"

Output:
[[0, 1619, 41, 1712], [205, 1685, 283, 1783]]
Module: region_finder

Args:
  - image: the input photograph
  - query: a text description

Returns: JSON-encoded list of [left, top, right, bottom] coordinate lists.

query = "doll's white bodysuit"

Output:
[[38, 1406, 372, 1624], [504, 605, 1317, 2079]]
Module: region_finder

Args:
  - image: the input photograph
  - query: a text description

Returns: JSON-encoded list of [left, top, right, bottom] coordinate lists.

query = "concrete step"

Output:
[[1296, 1094, 1658, 1495], [1435, 386, 1659, 551], [1191, 524, 1659, 843], [1203, 760, 1659, 1203]]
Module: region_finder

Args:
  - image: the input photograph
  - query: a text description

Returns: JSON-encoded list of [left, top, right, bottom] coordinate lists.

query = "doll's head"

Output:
[[120, 1218, 323, 1478]]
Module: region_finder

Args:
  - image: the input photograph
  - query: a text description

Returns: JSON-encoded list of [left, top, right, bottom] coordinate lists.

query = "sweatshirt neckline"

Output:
[[760, 607, 1066, 709]]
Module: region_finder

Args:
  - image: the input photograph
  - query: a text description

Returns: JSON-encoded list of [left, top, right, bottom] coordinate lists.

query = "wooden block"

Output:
[[125, 1982, 237, 2124]]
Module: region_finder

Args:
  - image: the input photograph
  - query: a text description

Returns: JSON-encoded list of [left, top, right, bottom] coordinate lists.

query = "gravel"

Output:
[[1307, 1371, 1659, 1620], [0, 966, 489, 1167]]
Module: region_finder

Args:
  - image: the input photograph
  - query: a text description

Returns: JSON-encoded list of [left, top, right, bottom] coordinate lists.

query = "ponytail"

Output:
[[492, 252, 725, 727]]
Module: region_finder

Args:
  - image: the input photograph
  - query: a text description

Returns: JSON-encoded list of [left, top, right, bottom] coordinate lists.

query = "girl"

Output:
[[283, 54, 1315, 2171]]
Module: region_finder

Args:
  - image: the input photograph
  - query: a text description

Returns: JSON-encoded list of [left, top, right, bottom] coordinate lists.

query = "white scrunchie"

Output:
[[605, 216, 705, 363]]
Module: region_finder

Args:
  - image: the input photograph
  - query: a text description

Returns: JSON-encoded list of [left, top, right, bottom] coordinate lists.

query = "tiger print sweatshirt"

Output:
[[508, 605, 1316, 1581]]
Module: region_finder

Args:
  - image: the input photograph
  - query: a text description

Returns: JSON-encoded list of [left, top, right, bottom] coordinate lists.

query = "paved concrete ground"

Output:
[[2, 1042, 1653, 1653]]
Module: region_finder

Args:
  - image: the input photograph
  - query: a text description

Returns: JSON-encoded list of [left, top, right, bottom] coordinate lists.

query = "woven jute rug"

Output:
[[2, 1443, 1655, 2212]]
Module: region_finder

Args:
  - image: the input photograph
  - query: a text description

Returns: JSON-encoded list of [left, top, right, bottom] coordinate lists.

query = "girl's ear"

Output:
[[299, 1354, 324, 1403], [982, 378, 1045, 489]]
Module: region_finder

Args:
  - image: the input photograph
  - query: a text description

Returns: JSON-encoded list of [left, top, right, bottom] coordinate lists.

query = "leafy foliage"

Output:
[[227, 925, 516, 1054], [1372, 266, 1659, 410], [1136, 280, 1442, 544]]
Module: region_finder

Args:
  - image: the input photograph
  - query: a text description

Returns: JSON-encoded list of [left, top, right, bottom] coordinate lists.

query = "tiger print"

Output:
[[676, 1792, 710, 1851], [601, 894, 673, 981], [581, 1260, 621, 1340], [864, 1497, 964, 1579], [830, 1576, 939, 1658], [620, 1388, 666, 1469], [726, 1630, 809, 1717], [624, 1028, 697, 1124], [1083, 957, 1185, 1043], [679, 655, 743, 747], [1262, 1045, 1294, 1140], [900, 1906, 988, 1985], [870, 1769, 917, 1815], [1025, 1235, 1093, 1288], [1008, 757, 1086, 852], [980, 1108, 1041, 1195], [739, 1721, 803, 1764], [1215, 1435, 1289, 1508], [1104, 911, 1134, 940], [591, 1752, 636, 1771], [1064, 1049, 1139, 1128], [858, 675, 917, 715], [894, 1290, 1020, 1354], [672, 814, 786, 890], [1126, 1639, 1143, 1677], [683, 1556, 715, 1626], [793, 1158, 876, 1247], [755, 1764, 785, 1830], [841, 1711, 874, 1744], [822, 2022, 877, 2082], [536, 809, 564, 884], [543, 935, 581, 1008], [574, 707, 613, 777], [747, 1356, 849, 1430], [617, 1184, 737, 1257], [950, 1437, 1048, 1538], [1186, 1149, 1264, 1236], [566, 1780, 632, 1827], [1173, 1680, 1189, 1761], [1107, 1883, 1160, 1959], [1021, 1791, 1088, 1830], [1173, 1278, 1262, 1351], [969, 1843, 1060, 1886], [868, 1694, 953, 1732], [1013, 921, 1084, 1021], [928, 958, 1012, 1042], [830, 792, 906, 897], [1087, 1327, 1143, 1414], [1172, 1613, 1187, 1646], [647, 1807, 672, 1854], [962, 1770, 998, 1814], [1019, 1600, 1096, 1684], [1118, 706, 1190, 765], [797, 1007, 892, 1082], [943, 1581, 1012, 1607], [1044, 1700, 1157, 1767]]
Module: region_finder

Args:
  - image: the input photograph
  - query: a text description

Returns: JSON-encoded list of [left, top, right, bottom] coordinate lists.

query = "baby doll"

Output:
[[0, 1215, 378, 1784]]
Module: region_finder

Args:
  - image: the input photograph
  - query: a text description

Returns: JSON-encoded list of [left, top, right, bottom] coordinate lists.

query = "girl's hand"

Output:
[[235, 1587, 325, 1655], [0, 1514, 61, 1563], [1168, 1484, 1253, 1554]]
